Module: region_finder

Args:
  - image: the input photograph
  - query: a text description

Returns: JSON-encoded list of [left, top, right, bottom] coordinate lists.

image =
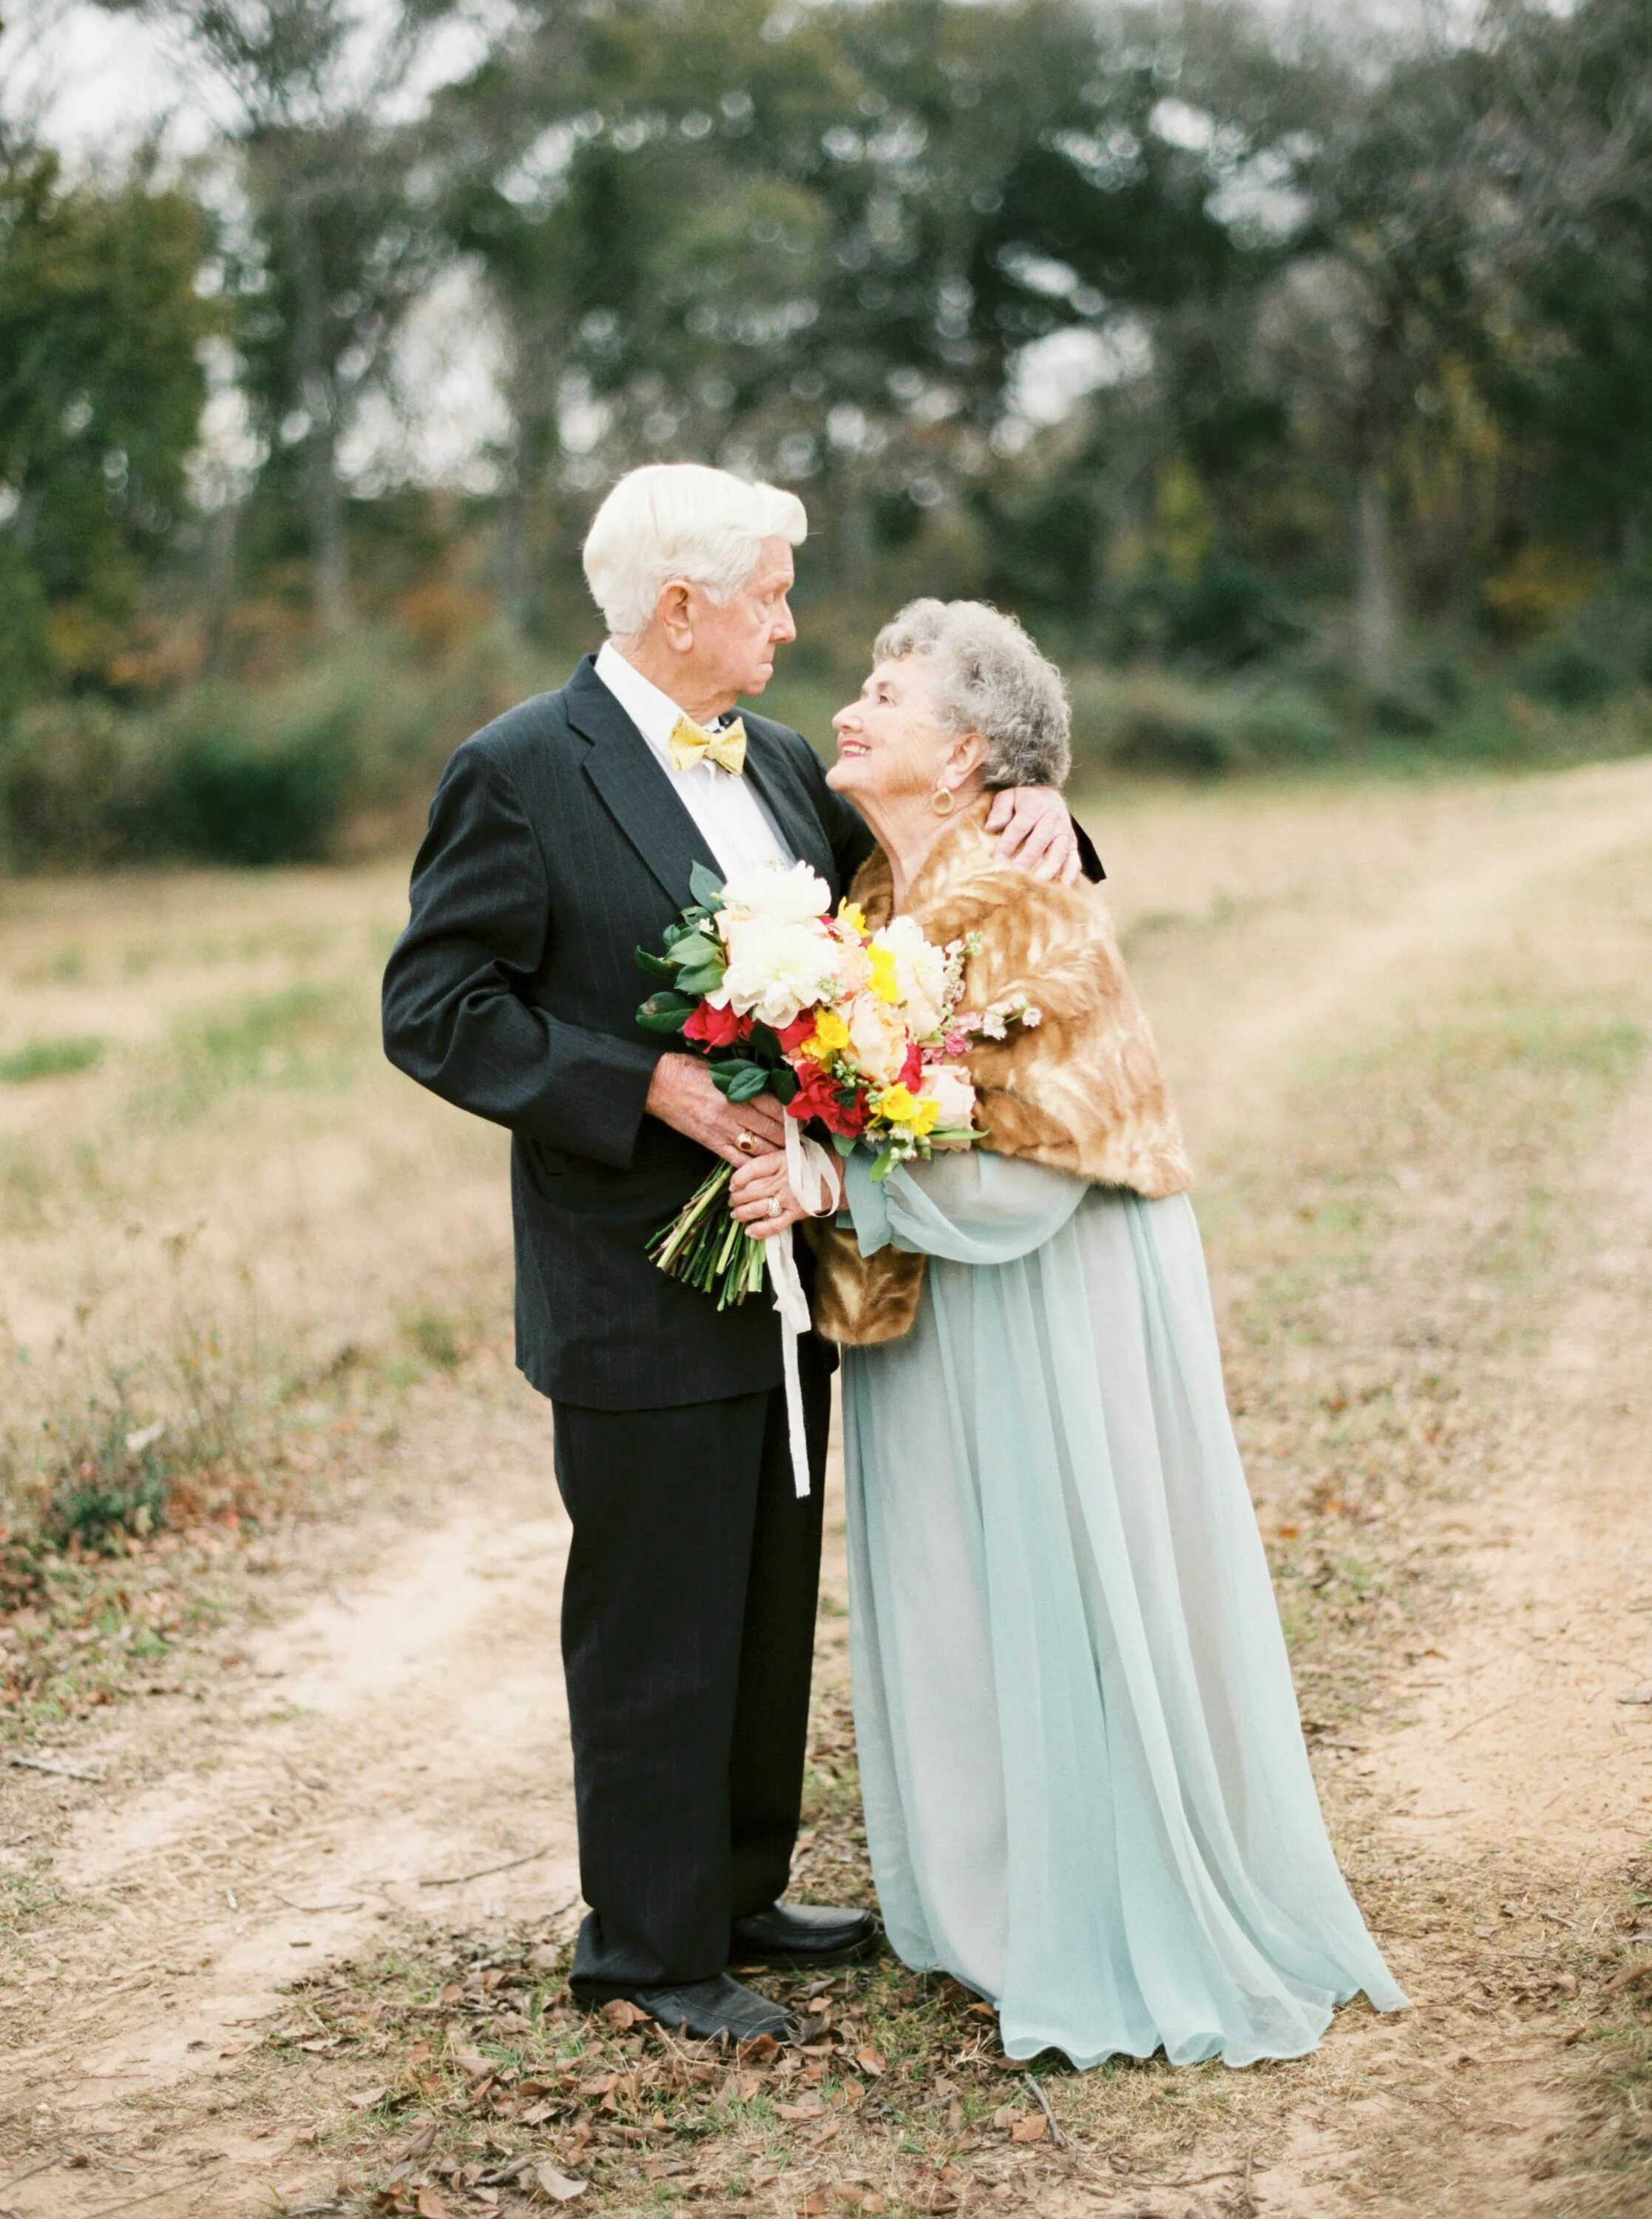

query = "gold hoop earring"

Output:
[[931, 784, 956, 818]]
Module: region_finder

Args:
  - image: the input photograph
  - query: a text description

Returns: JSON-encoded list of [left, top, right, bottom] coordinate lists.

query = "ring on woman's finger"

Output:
[[765, 1196, 782, 1219]]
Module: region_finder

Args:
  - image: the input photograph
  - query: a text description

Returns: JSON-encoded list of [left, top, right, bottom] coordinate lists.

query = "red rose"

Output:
[[773, 1013, 816, 1053], [788, 1062, 868, 1138], [898, 1041, 924, 1092], [683, 999, 743, 1049]]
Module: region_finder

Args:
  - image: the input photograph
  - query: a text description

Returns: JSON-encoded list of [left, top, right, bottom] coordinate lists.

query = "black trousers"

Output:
[[552, 1340, 830, 1990]]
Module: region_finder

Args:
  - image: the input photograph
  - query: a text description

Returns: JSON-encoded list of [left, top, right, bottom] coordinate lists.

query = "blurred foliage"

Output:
[[3, 0, 1652, 861]]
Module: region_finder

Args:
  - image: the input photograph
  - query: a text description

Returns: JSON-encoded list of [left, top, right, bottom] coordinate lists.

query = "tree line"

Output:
[[2, 0, 1651, 821]]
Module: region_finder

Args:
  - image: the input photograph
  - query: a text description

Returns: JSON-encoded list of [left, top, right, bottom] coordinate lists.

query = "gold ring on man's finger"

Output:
[[737, 1129, 759, 1155]]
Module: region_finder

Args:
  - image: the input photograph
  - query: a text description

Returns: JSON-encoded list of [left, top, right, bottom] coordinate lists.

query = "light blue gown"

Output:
[[839, 1149, 1406, 2070]]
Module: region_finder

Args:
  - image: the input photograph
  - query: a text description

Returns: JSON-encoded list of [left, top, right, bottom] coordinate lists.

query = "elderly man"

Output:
[[382, 463, 1094, 2041]]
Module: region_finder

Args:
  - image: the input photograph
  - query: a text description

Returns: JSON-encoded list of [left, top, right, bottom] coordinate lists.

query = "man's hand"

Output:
[[646, 1053, 788, 1168], [729, 1146, 845, 1238], [986, 786, 1081, 885]]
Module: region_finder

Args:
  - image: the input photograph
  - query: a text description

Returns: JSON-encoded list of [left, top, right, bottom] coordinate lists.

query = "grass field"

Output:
[[2, 760, 1652, 2218]]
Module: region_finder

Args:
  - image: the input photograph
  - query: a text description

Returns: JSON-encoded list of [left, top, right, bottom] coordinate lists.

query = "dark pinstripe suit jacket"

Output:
[[382, 655, 875, 1411]]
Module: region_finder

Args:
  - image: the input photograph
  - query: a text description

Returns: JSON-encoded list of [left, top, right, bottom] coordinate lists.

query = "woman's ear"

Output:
[[945, 732, 989, 788]]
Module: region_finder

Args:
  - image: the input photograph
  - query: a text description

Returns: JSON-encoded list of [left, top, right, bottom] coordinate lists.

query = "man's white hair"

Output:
[[582, 463, 808, 637]]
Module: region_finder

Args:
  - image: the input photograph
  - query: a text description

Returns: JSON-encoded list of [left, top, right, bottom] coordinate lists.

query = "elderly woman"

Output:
[[788, 600, 1403, 2068]]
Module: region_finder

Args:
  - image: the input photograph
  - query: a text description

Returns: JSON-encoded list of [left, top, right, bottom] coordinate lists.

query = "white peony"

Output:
[[918, 1062, 977, 1132], [872, 914, 949, 1038], [717, 859, 833, 929], [714, 913, 842, 1029], [845, 990, 910, 1085]]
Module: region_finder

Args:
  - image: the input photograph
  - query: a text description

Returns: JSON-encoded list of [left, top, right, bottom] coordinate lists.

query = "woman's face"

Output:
[[828, 655, 973, 808]]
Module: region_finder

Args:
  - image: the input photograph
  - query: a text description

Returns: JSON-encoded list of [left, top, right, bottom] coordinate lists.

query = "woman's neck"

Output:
[[860, 786, 978, 909]]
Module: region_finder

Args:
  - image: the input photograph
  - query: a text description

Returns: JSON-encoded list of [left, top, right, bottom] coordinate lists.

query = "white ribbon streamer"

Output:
[[766, 1120, 839, 1498]]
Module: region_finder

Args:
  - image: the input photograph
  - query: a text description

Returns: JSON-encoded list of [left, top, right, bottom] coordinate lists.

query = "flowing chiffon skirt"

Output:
[[839, 1150, 1406, 2070]]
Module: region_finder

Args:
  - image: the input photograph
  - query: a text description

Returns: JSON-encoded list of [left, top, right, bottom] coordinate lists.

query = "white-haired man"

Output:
[[383, 463, 1096, 2041]]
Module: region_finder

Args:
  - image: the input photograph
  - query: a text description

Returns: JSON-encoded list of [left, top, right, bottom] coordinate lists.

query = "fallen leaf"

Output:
[[796, 2195, 830, 2217], [600, 1997, 649, 2028], [992, 2104, 1018, 2130], [520, 2101, 558, 2127], [736, 2073, 765, 2101], [536, 2165, 589, 2203], [854, 2046, 887, 2076], [348, 2085, 390, 2110], [775, 2096, 827, 2121], [576, 2073, 617, 2098], [1010, 2115, 1049, 2144], [452, 2051, 493, 2077], [416, 2190, 451, 2219]]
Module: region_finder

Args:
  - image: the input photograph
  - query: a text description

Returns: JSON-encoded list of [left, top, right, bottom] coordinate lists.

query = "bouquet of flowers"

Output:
[[636, 858, 1038, 1308]]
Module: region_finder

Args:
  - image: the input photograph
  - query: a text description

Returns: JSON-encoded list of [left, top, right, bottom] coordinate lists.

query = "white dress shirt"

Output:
[[593, 641, 794, 882]]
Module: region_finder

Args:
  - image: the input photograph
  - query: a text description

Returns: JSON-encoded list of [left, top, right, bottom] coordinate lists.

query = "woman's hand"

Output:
[[986, 786, 1081, 884], [730, 1147, 844, 1238]]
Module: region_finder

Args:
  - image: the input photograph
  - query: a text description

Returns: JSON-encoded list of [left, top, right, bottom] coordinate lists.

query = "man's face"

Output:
[[686, 537, 797, 700]]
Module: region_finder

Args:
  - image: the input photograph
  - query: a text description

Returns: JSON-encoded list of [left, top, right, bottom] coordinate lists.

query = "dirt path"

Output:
[[1241, 1058, 1652, 2219], [4, 761, 1652, 2218]]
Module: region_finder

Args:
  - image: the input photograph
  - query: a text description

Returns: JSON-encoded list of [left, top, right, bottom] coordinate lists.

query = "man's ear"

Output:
[[657, 578, 695, 650]]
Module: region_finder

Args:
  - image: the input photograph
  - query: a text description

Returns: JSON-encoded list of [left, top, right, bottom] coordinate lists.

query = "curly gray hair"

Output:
[[873, 598, 1072, 790]]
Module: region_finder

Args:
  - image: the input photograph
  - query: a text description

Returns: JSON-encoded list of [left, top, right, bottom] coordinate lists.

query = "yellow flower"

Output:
[[867, 947, 900, 1004], [805, 1007, 850, 1059], [876, 1084, 940, 1135], [838, 899, 867, 936]]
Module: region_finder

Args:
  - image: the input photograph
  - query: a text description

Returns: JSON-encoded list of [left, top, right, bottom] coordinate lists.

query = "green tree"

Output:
[[0, 140, 213, 699]]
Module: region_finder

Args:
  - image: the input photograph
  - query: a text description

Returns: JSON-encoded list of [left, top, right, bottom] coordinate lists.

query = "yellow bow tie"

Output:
[[668, 713, 747, 776]]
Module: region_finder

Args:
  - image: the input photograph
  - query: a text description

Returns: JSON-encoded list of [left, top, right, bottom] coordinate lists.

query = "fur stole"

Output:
[[810, 797, 1192, 1347]]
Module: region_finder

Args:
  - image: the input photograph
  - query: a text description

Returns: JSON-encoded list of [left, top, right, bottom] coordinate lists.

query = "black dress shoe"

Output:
[[729, 1901, 880, 1969], [571, 1972, 796, 2043]]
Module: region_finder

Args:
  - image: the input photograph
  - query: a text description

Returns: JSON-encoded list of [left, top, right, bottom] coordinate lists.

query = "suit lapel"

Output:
[[565, 657, 722, 906], [739, 718, 837, 887]]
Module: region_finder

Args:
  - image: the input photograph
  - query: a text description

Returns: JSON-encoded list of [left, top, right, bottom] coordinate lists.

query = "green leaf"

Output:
[[830, 1132, 856, 1157], [674, 964, 726, 997], [665, 928, 719, 969], [634, 947, 675, 981], [770, 1067, 799, 1107], [637, 993, 693, 1035], [711, 1058, 771, 1102], [689, 862, 726, 910]]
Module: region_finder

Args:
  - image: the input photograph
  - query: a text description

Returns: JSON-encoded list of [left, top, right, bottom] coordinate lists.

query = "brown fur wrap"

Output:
[[809, 797, 1193, 1347]]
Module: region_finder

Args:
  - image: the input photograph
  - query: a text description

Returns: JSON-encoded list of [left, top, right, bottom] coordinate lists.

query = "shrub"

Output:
[[0, 698, 127, 865], [44, 1402, 171, 1553], [1113, 557, 1305, 670], [132, 688, 362, 864], [1513, 634, 1628, 710]]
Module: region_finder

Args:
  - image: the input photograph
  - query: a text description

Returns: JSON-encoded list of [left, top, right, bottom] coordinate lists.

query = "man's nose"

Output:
[[771, 601, 797, 644]]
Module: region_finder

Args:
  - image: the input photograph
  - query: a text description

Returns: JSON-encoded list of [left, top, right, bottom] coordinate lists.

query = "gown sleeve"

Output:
[[842, 1146, 1089, 1266]]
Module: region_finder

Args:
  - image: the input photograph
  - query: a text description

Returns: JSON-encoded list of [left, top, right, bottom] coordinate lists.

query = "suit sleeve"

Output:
[[382, 743, 660, 1168]]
